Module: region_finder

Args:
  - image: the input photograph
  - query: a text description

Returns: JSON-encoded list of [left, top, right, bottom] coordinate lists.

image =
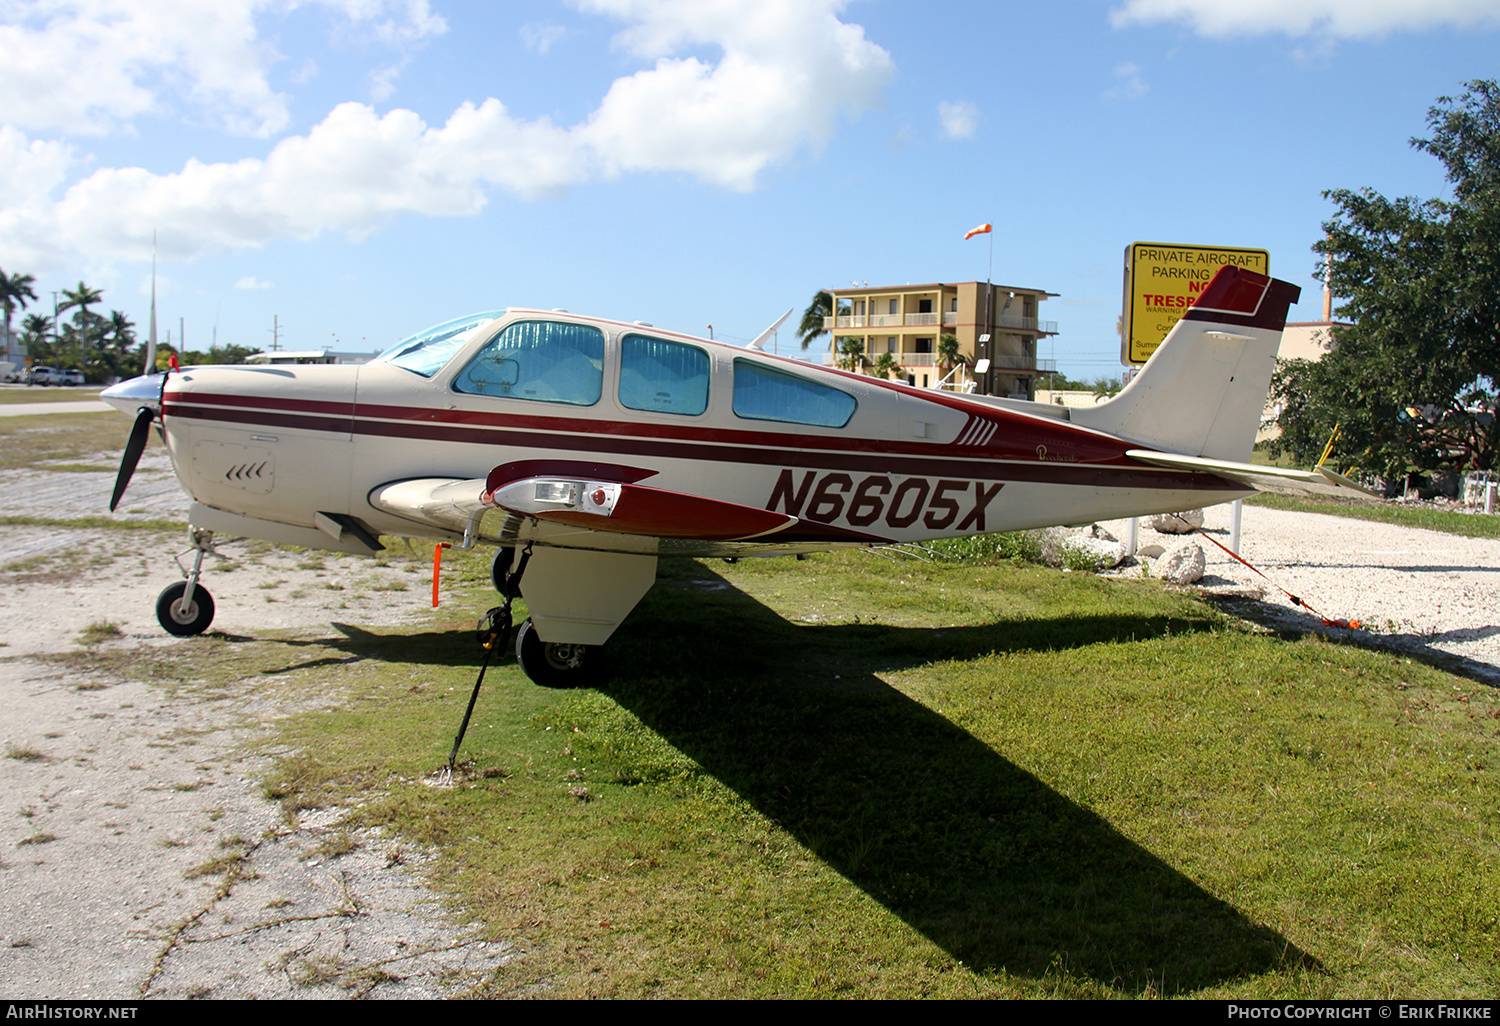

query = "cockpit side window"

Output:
[[731, 359, 857, 428], [452, 321, 604, 406], [375, 311, 504, 377], [618, 334, 709, 416]]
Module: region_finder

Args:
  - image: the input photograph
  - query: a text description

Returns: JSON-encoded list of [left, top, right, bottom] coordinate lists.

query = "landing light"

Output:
[[534, 481, 578, 505]]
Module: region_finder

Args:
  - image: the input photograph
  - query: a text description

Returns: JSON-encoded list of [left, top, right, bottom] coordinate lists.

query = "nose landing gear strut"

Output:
[[156, 528, 217, 636]]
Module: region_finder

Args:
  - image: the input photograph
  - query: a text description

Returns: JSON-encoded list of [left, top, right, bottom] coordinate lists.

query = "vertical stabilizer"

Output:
[[1072, 266, 1300, 462]]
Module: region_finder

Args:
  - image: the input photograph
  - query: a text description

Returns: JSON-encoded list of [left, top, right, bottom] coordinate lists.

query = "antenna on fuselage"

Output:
[[745, 308, 793, 352]]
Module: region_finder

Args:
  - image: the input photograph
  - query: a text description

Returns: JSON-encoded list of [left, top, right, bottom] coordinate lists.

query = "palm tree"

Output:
[[937, 333, 964, 374], [872, 351, 897, 380], [835, 336, 866, 372], [59, 281, 103, 317], [0, 269, 37, 360], [105, 310, 135, 348], [19, 312, 52, 363], [797, 290, 832, 350]]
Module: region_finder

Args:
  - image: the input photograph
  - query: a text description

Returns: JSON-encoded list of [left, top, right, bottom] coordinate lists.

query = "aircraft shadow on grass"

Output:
[[597, 562, 1314, 993]]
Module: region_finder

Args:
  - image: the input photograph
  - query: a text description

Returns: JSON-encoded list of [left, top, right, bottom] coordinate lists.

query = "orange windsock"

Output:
[[964, 223, 992, 240]]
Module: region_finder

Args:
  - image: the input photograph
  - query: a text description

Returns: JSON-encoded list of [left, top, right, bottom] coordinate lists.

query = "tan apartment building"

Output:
[[822, 281, 1058, 397]]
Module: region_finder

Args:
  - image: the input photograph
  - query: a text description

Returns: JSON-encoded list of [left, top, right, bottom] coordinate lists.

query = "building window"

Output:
[[950, 298, 958, 313], [886, 337, 896, 353], [918, 299, 932, 314], [915, 338, 933, 354], [888, 299, 898, 315]]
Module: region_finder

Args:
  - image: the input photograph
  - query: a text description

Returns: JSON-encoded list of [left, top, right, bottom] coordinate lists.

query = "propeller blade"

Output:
[[109, 406, 155, 512]]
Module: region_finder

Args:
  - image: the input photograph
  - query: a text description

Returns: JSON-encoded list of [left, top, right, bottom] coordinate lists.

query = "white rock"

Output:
[[1159, 542, 1205, 584], [1147, 509, 1204, 534], [1064, 535, 1128, 570]]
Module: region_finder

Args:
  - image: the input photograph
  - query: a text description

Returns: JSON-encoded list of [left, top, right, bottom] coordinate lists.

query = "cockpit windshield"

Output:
[[374, 311, 505, 377]]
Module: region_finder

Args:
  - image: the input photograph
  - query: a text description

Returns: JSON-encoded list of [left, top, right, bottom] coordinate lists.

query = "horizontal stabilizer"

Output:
[[1126, 450, 1381, 499]]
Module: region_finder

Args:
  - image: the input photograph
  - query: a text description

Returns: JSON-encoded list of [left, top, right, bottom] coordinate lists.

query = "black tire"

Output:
[[490, 546, 515, 593], [514, 618, 602, 688], [156, 581, 215, 636]]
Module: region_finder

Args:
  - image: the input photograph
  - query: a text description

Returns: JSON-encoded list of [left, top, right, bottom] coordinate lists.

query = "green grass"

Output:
[[106, 547, 1490, 1000], [0, 411, 137, 470], [0, 515, 188, 532], [0, 389, 102, 405], [1245, 492, 1500, 540]]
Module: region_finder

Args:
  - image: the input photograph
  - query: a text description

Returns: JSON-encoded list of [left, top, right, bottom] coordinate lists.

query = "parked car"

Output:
[[58, 369, 85, 386], [26, 366, 58, 386]]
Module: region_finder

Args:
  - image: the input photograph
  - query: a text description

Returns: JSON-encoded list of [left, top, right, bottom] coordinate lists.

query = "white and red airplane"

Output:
[[102, 265, 1368, 685]]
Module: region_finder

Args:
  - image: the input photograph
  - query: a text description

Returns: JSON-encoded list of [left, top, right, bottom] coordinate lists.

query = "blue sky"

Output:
[[2, 0, 1498, 378]]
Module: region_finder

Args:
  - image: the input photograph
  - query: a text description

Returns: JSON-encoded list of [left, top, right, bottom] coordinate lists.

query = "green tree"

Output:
[[1, 268, 37, 361], [835, 336, 866, 372], [872, 351, 898, 380], [1273, 80, 1500, 474], [797, 290, 832, 350], [59, 281, 103, 320], [936, 333, 965, 375]]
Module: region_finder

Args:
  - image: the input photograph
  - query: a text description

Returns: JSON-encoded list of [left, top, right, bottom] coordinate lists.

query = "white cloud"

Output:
[[1, 0, 893, 269], [369, 58, 409, 101], [0, 0, 446, 137], [1104, 62, 1149, 99], [235, 276, 273, 290], [938, 100, 979, 140], [1110, 0, 1500, 37], [575, 0, 893, 189], [520, 21, 567, 53]]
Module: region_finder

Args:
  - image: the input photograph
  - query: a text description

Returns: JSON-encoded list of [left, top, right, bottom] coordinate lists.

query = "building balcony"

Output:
[[869, 313, 901, 327], [829, 315, 866, 328], [994, 314, 1059, 334], [904, 313, 940, 326], [942, 312, 958, 325], [816, 353, 1058, 375], [985, 355, 1058, 373]]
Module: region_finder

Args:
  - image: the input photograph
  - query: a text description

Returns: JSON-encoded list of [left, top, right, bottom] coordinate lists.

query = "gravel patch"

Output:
[[1100, 502, 1500, 685], [0, 453, 510, 998]]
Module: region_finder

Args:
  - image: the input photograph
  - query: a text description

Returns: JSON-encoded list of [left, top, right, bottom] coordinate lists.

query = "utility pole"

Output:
[[269, 315, 282, 351]]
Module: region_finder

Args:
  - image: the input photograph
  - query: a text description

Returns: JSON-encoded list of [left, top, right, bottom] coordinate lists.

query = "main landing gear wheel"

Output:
[[514, 618, 602, 689], [156, 581, 215, 636]]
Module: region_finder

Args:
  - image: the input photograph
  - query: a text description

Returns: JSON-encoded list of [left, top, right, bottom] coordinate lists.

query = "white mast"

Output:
[[145, 231, 158, 374]]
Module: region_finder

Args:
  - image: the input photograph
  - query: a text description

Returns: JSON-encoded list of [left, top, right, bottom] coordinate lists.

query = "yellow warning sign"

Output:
[[1122, 242, 1269, 365]]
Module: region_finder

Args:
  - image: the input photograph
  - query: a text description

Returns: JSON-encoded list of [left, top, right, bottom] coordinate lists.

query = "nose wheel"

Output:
[[155, 529, 217, 636], [515, 618, 602, 688], [156, 580, 215, 636]]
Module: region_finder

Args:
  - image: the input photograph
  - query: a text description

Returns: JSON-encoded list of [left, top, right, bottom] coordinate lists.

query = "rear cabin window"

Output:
[[453, 321, 604, 406], [732, 359, 857, 428], [618, 334, 710, 416]]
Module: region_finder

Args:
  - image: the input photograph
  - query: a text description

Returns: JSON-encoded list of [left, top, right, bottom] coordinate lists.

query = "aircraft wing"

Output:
[[1125, 449, 1381, 499], [368, 463, 884, 546]]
